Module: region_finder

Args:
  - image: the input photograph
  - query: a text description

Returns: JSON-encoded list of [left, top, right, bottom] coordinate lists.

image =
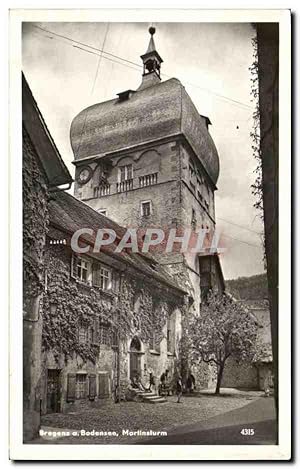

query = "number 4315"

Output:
[[240, 428, 255, 436]]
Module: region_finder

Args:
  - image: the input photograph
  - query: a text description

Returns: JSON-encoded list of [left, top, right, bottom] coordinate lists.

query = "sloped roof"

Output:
[[70, 78, 220, 186], [49, 190, 186, 295], [22, 73, 73, 187]]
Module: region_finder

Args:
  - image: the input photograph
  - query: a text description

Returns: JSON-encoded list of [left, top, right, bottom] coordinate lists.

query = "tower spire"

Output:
[[138, 27, 163, 89]]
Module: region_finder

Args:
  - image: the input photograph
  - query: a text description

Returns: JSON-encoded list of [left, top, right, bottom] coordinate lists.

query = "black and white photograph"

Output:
[[9, 9, 291, 461]]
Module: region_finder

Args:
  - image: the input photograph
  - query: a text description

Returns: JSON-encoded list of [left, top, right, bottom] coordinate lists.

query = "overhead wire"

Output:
[[217, 217, 262, 235], [75, 23, 110, 156], [28, 24, 262, 251], [31, 24, 254, 112], [222, 234, 262, 249]]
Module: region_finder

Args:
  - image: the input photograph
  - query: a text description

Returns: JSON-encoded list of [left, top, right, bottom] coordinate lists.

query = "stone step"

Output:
[[140, 394, 167, 404], [131, 388, 166, 403], [144, 396, 167, 404], [133, 390, 156, 396], [143, 395, 162, 400]]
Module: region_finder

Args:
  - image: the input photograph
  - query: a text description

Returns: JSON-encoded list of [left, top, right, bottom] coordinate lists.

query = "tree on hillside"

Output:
[[189, 292, 258, 394], [226, 273, 268, 300]]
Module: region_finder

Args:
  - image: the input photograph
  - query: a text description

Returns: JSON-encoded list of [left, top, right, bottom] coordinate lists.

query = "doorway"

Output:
[[129, 336, 142, 381], [46, 369, 61, 413]]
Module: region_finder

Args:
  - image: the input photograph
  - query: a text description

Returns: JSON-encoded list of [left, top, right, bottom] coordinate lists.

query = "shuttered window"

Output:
[[71, 254, 77, 278], [71, 254, 92, 284], [88, 327, 94, 344], [66, 373, 76, 402], [78, 320, 88, 344], [92, 263, 112, 290], [111, 328, 118, 348], [78, 259, 89, 282], [99, 323, 111, 346], [98, 373, 110, 398], [150, 329, 160, 353], [101, 267, 111, 290], [75, 374, 87, 399], [119, 164, 132, 182], [89, 374, 97, 400]]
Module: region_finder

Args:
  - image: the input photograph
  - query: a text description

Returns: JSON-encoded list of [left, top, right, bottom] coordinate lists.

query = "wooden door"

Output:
[[98, 373, 110, 398], [130, 353, 141, 380], [47, 369, 61, 413]]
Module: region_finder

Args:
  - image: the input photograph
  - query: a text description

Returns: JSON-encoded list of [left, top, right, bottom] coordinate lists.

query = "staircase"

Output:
[[133, 389, 167, 404]]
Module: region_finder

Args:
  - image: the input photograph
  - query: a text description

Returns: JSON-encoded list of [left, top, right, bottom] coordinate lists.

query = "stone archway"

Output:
[[129, 336, 142, 380]]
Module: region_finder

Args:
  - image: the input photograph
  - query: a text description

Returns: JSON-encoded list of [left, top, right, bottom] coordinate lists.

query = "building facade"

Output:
[[42, 190, 185, 414], [222, 300, 273, 390], [23, 73, 186, 438], [70, 28, 225, 386], [23, 29, 227, 441], [23, 74, 73, 440]]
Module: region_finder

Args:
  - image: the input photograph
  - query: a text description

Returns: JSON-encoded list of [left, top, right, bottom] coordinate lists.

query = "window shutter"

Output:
[[71, 254, 78, 279], [66, 373, 76, 402], [98, 373, 110, 398], [92, 263, 101, 286], [93, 318, 99, 344], [89, 374, 97, 400], [103, 374, 110, 396]]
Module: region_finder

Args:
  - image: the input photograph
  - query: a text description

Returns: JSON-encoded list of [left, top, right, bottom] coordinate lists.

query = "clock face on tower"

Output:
[[77, 166, 92, 184]]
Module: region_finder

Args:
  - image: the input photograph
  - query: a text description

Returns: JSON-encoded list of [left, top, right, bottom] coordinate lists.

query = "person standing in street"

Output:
[[176, 375, 183, 403], [148, 368, 155, 392]]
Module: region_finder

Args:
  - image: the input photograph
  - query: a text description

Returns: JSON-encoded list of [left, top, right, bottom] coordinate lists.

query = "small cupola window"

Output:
[[117, 90, 135, 102]]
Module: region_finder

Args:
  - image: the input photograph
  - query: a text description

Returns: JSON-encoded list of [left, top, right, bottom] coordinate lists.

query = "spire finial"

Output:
[[139, 26, 163, 85]]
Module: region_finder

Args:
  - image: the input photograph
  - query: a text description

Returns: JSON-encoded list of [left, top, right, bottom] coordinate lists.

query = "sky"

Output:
[[22, 21, 265, 280]]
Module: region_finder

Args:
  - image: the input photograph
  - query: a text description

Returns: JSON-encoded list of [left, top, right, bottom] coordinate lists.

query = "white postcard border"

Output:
[[9, 8, 291, 461]]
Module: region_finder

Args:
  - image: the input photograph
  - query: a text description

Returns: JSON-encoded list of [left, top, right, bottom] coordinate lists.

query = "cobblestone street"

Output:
[[36, 389, 265, 445]]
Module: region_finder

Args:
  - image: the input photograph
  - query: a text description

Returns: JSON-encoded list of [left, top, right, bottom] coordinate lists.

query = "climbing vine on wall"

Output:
[[108, 277, 171, 346], [249, 32, 267, 270], [42, 245, 178, 365], [23, 128, 49, 306], [249, 34, 263, 218], [43, 247, 113, 363]]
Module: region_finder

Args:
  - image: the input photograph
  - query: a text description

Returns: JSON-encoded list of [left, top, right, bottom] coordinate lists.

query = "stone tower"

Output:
[[71, 28, 224, 319]]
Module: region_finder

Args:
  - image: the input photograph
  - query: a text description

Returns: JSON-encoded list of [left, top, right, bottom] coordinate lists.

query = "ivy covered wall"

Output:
[[41, 238, 184, 412], [23, 127, 50, 440]]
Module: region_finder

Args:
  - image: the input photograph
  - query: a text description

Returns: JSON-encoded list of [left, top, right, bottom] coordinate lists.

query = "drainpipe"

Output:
[[116, 299, 121, 403], [116, 268, 128, 403]]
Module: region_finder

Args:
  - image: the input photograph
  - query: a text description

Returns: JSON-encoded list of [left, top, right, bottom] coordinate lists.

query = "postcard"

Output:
[[9, 8, 291, 460]]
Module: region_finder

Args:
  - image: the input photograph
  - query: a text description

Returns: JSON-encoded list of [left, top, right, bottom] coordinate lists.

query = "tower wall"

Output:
[[71, 33, 223, 389], [75, 140, 181, 228], [74, 137, 217, 317]]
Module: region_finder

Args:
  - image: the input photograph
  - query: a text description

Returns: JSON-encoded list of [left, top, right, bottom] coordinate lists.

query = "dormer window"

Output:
[[117, 90, 135, 102]]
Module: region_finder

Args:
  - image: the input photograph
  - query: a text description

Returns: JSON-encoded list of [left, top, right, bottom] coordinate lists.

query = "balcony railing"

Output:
[[94, 184, 110, 197], [116, 179, 133, 193], [139, 173, 158, 188]]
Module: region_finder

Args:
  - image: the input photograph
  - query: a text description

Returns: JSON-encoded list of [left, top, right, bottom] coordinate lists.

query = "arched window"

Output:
[[138, 150, 160, 188], [130, 336, 141, 352]]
